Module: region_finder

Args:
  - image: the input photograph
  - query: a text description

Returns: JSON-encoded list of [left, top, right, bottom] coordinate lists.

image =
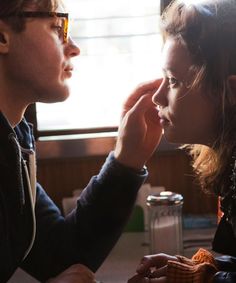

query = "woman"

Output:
[[128, 0, 236, 282]]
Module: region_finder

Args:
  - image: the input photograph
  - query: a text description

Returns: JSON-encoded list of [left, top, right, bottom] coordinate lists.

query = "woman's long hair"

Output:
[[161, 0, 236, 196]]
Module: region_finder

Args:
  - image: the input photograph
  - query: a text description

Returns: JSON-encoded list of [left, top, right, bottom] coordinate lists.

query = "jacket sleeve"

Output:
[[212, 215, 236, 282], [20, 152, 147, 281], [213, 271, 236, 282], [212, 256, 236, 282]]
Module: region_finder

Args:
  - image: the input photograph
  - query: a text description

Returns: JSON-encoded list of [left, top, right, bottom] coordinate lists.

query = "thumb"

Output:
[[128, 92, 155, 117], [122, 78, 162, 118]]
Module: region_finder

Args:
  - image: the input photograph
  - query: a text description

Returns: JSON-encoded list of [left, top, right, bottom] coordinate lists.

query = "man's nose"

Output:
[[67, 36, 80, 57]]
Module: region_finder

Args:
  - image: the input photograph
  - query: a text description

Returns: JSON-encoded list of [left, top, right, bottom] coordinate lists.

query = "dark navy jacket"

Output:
[[212, 216, 236, 282], [0, 112, 147, 282]]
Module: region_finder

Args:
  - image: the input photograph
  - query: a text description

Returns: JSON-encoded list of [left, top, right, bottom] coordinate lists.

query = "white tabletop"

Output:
[[9, 228, 216, 283]]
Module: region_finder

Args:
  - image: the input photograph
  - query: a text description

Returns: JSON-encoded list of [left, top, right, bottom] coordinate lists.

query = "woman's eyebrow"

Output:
[[162, 67, 178, 75]]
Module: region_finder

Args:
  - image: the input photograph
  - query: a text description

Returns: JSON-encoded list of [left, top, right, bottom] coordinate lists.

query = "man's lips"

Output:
[[64, 66, 73, 72], [64, 66, 74, 78]]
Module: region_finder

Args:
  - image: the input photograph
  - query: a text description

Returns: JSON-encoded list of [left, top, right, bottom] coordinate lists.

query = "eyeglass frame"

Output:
[[0, 11, 69, 43]]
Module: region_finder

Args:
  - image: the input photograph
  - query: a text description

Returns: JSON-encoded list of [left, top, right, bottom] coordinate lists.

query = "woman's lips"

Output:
[[158, 113, 170, 126], [159, 118, 170, 126]]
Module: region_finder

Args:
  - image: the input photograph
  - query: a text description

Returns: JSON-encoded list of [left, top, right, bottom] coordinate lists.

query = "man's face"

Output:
[[3, 3, 80, 105]]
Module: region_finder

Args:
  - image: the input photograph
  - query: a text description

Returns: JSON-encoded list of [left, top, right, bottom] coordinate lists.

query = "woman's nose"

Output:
[[152, 79, 167, 107]]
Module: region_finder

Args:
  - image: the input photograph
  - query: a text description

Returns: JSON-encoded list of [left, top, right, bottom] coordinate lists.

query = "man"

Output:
[[0, 0, 162, 282]]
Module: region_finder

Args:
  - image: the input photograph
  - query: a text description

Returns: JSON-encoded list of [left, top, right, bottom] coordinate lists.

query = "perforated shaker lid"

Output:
[[146, 191, 183, 206]]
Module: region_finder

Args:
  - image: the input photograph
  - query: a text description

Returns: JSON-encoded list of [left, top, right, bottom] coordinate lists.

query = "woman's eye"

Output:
[[168, 77, 178, 88]]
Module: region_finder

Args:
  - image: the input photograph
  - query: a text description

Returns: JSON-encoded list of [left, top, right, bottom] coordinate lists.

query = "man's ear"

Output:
[[0, 20, 10, 54]]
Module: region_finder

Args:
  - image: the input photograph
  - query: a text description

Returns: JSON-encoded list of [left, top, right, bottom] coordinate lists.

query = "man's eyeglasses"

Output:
[[0, 11, 69, 43]]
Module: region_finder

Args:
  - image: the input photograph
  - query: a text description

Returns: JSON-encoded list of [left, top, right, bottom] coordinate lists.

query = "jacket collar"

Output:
[[0, 111, 35, 150], [14, 118, 35, 150], [0, 111, 15, 142]]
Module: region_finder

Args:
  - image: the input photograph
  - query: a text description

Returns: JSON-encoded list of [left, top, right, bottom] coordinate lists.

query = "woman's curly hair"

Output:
[[161, 0, 236, 196]]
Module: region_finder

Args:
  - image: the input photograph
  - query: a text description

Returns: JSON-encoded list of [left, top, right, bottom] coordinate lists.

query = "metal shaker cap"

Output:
[[146, 191, 183, 206]]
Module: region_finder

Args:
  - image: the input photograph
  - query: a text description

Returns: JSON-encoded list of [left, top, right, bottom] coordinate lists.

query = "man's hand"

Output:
[[114, 79, 163, 170], [46, 264, 96, 283]]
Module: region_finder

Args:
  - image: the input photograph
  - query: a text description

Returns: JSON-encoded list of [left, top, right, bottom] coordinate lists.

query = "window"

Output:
[[35, 0, 163, 137]]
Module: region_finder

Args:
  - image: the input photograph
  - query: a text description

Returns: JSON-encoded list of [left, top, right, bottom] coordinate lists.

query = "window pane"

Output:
[[36, 0, 162, 131]]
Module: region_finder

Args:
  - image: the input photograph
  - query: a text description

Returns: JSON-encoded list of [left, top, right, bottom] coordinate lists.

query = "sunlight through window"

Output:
[[36, 0, 162, 132]]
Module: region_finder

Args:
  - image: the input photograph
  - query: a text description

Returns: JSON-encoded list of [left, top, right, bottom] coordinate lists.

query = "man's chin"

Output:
[[39, 88, 70, 103]]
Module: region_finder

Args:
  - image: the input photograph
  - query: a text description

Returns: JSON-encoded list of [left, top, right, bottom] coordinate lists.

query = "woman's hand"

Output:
[[127, 273, 166, 283], [114, 79, 163, 170], [127, 253, 179, 283], [46, 264, 96, 283]]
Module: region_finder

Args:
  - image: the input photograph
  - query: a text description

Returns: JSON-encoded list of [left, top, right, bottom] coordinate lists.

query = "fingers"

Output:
[[127, 274, 150, 283], [114, 88, 162, 170], [126, 92, 160, 129], [122, 79, 162, 118], [128, 92, 156, 117], [149, 277, 167, 283], [64, 264, 94, 275], [64, 264, 94, 279], [130, 79, 162, 101], [127, 274, 167, 283], [114, 79, 163, 170], [145, 106, 161, 126], [46, 264, 95, 283], [150, 266, 167, 278], [128, 253, 177, 283], [136, 254, 178, 275]]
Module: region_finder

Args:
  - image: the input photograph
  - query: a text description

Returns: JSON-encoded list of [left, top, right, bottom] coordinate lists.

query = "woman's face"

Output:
[[152, 37, 218, 146]]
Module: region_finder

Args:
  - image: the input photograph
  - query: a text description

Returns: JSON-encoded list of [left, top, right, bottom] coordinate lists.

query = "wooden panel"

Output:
[[37, 150, 217, 215], [37, 156, 106, 209], [146, 151, 217, 215]]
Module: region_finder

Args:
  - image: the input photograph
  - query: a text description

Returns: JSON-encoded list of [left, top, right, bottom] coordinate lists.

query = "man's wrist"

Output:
[[112, 152, 147, 174], [114, 151, 146, 172]]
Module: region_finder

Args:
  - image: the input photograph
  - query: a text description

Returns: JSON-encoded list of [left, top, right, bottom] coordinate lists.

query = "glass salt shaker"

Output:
[[147, 191, 184, 255]]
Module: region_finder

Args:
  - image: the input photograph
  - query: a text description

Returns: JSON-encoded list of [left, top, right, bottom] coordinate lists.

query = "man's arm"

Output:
[[21, 79, 162, 281]]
